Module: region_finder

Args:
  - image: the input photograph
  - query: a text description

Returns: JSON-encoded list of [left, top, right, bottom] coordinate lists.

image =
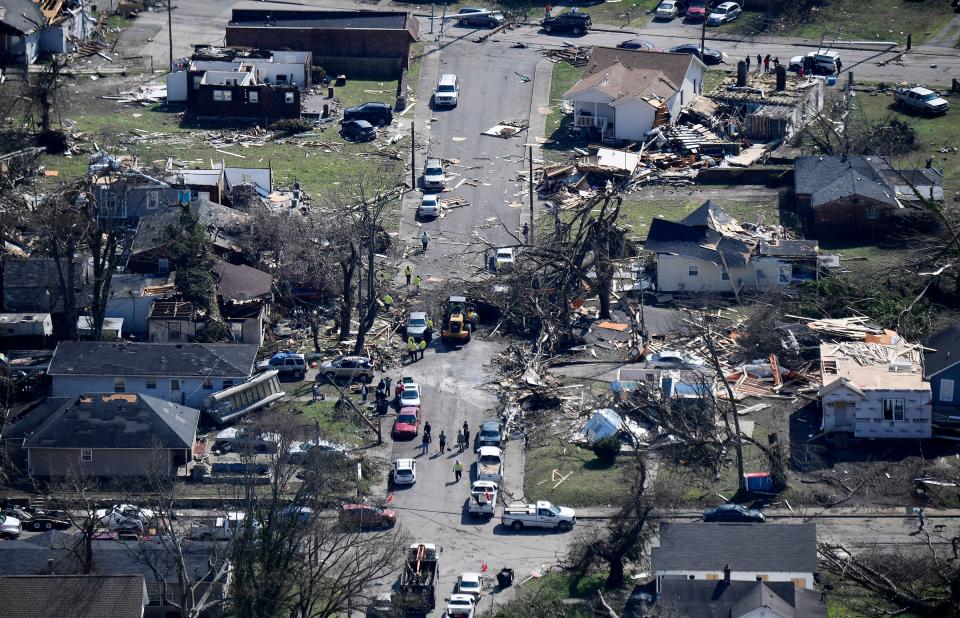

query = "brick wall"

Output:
[[194, 83, 300, 120]]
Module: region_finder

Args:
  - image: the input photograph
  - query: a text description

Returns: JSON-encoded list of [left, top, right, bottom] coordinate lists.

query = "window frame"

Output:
[[941, 379, 955, 402], [113, 377, 125, 393], [882, 398, 905, 422], [80, 449, 93, 462], [688, 265, 699, 277]]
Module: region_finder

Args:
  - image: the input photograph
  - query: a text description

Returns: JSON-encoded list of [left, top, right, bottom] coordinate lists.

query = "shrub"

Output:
[[269, 118, 314, 136], [591, 436, 621, 465]]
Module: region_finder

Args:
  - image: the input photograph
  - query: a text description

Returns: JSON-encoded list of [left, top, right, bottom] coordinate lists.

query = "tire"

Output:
[[573, 26, 581, 35], [544, 25, 552, 33], [459, 18, 467, 26], [295, 371, 304, 380], [44, 522, 53, 530], [376, 118, 386, 127], [558, 521, 572, 532], [29, 522, 42, 531], [511, 520, 523, 531]]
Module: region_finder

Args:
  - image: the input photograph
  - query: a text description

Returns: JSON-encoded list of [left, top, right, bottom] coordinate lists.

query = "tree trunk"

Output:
[[352, 232, 378, 356], [337, 246, 357, 341], [605, 555, 625, 589]]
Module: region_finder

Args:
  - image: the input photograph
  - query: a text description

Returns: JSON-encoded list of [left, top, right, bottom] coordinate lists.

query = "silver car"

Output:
[[318, 356, 374, 383], [406, 311, 430, 341], [422, 158, 446, 191]]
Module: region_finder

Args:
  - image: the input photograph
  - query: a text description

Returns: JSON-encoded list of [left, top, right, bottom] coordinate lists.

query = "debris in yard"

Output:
[[541, 46, 589, 67], [482, 121, 529, 138]]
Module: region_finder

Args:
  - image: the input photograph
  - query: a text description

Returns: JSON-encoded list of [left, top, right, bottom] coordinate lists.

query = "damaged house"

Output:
[[818, 338, 932, 440], [644, 201, 824, 294], [794, 155, 943, 238], [0, 0, 94, 66], [563, 47, 706, 143]]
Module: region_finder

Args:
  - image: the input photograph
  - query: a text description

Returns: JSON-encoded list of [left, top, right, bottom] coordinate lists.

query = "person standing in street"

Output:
[[456, 429, 465, 452], [384, 376, 393, 398], [404, 265, 412, 287], [438, 431, 447, 453], [462, 421, 470, 450], [418, 338, 427, 359], [407, 337, 418, 363], [453, 460, 463, 482], [423, 421, 432, 438], [918, 508, 926, 531], [756, 54, 762, 72], [413, 275, 423, 294], [745, 56, 751, 72], [421, 432, 430, 455], [361, 383, 369, 402], [421, 230, 430, 252]]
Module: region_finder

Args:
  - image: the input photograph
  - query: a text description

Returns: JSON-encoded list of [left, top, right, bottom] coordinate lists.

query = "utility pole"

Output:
[[410, 122, 416, 191], [528, 145, 535, 244], [699, 1, 709, 65], [430, 4, 435, 34], [440, 3, 447, 37], [167, 0, 174, 72]]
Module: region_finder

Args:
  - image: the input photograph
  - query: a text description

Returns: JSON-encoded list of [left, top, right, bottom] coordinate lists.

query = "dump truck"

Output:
[[397, 542, 438, 613], [441, 296, 478, 342]]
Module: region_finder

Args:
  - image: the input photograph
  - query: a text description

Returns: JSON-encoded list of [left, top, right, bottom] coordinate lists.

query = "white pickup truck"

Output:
[[189, 512, 254, 541], [501, 501, 576, 531], [894, 87, 950, 115], [476, 446, 504, 484], [467, 480, 498, 517]]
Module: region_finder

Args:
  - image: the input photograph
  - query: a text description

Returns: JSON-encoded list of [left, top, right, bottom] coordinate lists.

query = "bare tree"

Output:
[[42, 471, 104, 575]]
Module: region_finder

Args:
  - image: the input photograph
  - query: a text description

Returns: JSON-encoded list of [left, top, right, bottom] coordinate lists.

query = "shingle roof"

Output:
[[48, 341, 258, 378], [0, 0, 46, 35], [0, 574, 148, 618], [564, 62, 678, 105], [644, 202, 756, 268], [23, 393, 199, 450], [792, 156, 943, 209], [925, 325, 960, 378], [655, 577, 827, 618], [229, 9, 413, 33], [651, 523, 817, 573], [214, 261, 273, 301], [583, 47, 701, 96]]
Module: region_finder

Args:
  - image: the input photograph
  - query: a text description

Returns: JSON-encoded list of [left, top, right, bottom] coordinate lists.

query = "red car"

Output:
[[685, 0, 706, 21], [338, 503, 397, 529], [392, 406, 421, 439]]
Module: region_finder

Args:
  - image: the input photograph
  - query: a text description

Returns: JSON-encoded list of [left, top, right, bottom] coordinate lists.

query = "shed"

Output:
[[582, 409, 623, 444], [0, 313, 53, 338], [77, 316, 124, 341]]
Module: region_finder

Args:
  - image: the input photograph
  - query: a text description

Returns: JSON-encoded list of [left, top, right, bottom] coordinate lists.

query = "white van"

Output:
[[434, 74, 459, 108]]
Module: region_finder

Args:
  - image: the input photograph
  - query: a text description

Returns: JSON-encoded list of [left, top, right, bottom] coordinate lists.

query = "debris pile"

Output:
[[541, 45, 589, 67]]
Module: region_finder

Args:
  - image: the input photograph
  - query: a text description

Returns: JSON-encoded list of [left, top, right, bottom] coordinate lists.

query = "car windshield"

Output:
[[548, 505, 561, 515], [461, 581, 480, 589], [921, 93, 939, 101], [481, 429, 498, 438], [438, 85, 456, 92], [401, 391, 418, 401], [409, 317, 427, 326], [479, 455, 500, 465], [397, 415, 417, 424], [714, 7, 727, 13], [426, 167, 443, 176]]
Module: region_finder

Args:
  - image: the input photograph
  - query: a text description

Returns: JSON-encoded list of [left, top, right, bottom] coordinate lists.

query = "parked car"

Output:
[[707, 1, 741, 25], [476, 446, 504, 484], [400, 383, 422, 408], [288, 440, 346, 465], [669, 43, 723, 65], [422, 158, 446, 191], [256, 351, 306, 380], [0, 512, 22, 539], [318, 356, 374, 383], [342, 102, 393, 126], [367, 593, 394, 618], [406, 311, 431, 342], [434, 73, 460, 108], [655, 0, 679, 19], [418, 194, 442, 218], [788, 49, 840, 75], [895, 86, 950, 115], [96, 504, 156, 532], [477, 420, 504, 449], [685, 0, 707, 21], [445, 594, 476, 618], [494, 247, 515, 271], [391, 458, 417, 485], [703, 503, 766, 523], [392, 407, 422, 439], [501, 500, 576, 531], [542, 12, 592, 35], [456, 572, 483, 601], [467, 480, 498, 517], [458, 8, 504, 28], [617, 38, 659, 51], [341, 119, 376, 142], [339, 503, 397, 529]]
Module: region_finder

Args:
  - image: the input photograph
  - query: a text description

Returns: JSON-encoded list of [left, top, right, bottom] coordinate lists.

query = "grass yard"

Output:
[[727, 0, 955, 46], [300, 399, 370, 447], [524, 441, 632, 507], [619, 190, 784, 239], [544, 61, 585, 160], [41, 77, 405, 198]]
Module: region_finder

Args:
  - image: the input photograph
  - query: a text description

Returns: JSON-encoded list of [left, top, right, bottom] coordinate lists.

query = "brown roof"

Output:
[[214, 261, 273, 301], [0, 574, 148, 618], [583, 47, 701, 95], [565, 62, 678, 105]]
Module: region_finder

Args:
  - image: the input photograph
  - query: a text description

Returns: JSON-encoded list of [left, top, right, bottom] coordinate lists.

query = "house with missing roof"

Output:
[[644, 201, 823, 294], [563, 47, 706, 143], [47, 341, 259, 408], [819, 339, 931, 439], [651, 523, 819, 591], [0, 0, 95, 66], [795, 155, 943, 238], [17, 392, 199, 478]]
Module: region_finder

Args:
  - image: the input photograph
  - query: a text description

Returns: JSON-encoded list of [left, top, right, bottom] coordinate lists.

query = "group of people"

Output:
[[416, 420, 472, 482], [749, 54, 780, 74], [406, 336, 429, 362], [403, 265, 423, 292]]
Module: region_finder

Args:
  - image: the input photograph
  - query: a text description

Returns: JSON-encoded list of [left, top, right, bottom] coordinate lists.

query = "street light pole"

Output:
[[410, 122, 416, 191], [167, 0, 174, 72]]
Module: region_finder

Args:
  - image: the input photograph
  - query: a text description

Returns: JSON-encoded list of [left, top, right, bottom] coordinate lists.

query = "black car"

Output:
[[458, 8, 504, 28], [341, 120, 376, 142], [342, 102, 393, 127], [669, 44, 723, 65], [542, 12, 591, 35], [702, 504, 765, 523], [617, 39, 658, 51], [477, 420, 504, 449]]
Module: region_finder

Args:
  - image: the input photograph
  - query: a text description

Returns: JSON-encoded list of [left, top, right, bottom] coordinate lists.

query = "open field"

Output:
[[524, 440, 633, 507]]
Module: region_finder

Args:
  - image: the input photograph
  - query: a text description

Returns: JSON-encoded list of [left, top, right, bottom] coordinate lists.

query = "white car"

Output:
[[445, 593, 475, 618], [399, 383, 422, 408], [655, 0, 678, 19], [476, 446, 504, 484], [494, 247, 515, 271], [434, 73, 460, 108], [418, 194, 442, 218], [457, 572, 483, 601], [0, 512, 22, 539], [707, 1, 741, 25], [391, 458, 417, 485], [422, 158, 446, 191], [96, 504, 156, 531]]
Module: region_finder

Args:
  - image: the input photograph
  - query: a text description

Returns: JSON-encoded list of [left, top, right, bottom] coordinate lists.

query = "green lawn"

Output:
[[727, 1, 955, 45], [42, 77, 405, 197], [543, 61, 585, 159], [524, 441, 632, 507], [619, 193, 783, 239]]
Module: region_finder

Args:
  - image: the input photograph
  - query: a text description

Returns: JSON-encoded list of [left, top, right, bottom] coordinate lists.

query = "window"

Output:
[[882, 398, 905, 421], [146, 379, 157, 389], [170, 379, 181, 391], [80, 449, 93, 462], [213, 90, 232, 102], [941, 379, 956, 402], [113, 377, 125, 393], [202, 378, 214, 390], [688, 265, 699, 277], [248, 91, 259, 103], [866, 207, 881, 220], [285, 92, 295, 104], [721, 271, 730, 281]]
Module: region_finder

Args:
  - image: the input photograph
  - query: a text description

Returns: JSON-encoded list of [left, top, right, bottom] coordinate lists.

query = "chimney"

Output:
[[47, 559, 55, 575], [723, 563, 731, 583], [775, 66, 787, 92], [736, 60, 747, 87]]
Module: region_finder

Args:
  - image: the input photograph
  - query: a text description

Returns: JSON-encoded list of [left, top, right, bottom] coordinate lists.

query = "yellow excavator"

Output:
[[441, 296, 478, 342]]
